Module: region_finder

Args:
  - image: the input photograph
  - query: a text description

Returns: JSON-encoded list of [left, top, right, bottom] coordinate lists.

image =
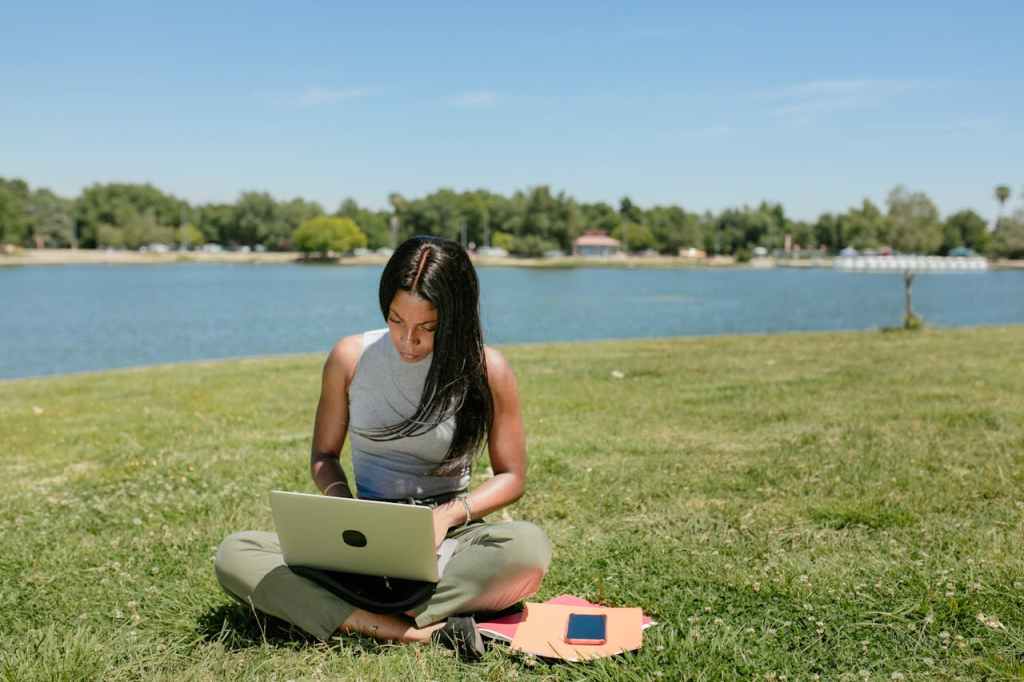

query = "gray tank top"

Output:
[[348, 328, 470, 500]]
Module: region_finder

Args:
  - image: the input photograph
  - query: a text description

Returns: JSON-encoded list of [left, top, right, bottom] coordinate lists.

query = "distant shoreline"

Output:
[[2, 248, 1023, 270]]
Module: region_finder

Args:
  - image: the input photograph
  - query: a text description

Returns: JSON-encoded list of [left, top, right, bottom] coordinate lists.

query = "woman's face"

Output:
[[386, 289, 438, 363]]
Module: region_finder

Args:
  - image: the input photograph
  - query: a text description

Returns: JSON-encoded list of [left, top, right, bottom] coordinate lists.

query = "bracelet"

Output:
[[458, 496, 473, 528], [324, 480, 347, 496]]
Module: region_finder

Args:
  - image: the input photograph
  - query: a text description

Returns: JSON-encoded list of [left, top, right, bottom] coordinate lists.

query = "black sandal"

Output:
[[431, 615, 485, 662]]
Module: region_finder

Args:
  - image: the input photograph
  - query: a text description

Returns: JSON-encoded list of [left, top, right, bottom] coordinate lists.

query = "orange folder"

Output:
[[510, 602, 644, 661]]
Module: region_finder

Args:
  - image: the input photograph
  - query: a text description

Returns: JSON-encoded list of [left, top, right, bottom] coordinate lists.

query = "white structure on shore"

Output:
[[833, 255, 988, 272]]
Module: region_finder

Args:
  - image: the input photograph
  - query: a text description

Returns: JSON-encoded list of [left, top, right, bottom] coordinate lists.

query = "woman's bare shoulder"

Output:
[[325, 334, 363, 383], [483, 346, 516, 388]]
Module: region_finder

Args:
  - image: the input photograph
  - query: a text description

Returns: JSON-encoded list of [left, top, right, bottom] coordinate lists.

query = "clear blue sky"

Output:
[[2, 2, 1021, 221]]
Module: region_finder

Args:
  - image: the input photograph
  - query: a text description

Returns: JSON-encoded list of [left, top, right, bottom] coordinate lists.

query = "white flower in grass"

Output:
[[976, 613, 1005, 630]]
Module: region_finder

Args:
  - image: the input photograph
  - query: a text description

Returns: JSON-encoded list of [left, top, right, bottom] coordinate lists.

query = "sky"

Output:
[[2, 1, 1022, 221]]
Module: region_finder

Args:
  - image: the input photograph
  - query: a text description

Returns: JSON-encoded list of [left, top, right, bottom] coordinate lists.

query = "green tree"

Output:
[[95, 224, 125, 249], [491, 231, 514, 252], [0, 178, 31, 245], [507, 234, 559, 257], [994, 184, 1011, 222], [27, 188, 75, 248], [619, 196, 643, 223], [336, 198, 390, 249], [196, 203, 235, 244], [942, 209, 989, 255], [842, 199, 888, 251], [886, 186, 942, 254], [711, 205, 783, 255], [991, 209, 1024, 259], [396, 188, 462, 242], [279, 198, 324, 248], [813, 213, 841, 253], [176, 223, 205, 249], [292, 216, 367, 257], [579, 202, 622, 234], [232, 192, 288, 249], [461, 193, 492, 248], [644, 205, 702, 254], [788, 220, 816, 250], [613, 222, 655, 252], [74, 183, 189, 248], [120, 207, 175, 249]]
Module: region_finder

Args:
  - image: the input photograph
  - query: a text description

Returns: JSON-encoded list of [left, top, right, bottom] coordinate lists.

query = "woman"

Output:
[[215, 236, 551, 660]]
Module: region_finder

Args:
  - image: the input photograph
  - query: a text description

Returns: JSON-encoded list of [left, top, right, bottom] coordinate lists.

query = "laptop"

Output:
[[270, 490, 456, 582]]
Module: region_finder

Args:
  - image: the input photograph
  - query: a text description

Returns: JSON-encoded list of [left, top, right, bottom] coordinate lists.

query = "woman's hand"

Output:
[[431, 503, 463, 548]]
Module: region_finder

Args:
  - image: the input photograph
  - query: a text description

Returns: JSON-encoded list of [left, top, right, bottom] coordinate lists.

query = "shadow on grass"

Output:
[[197, 600, 468, 661], [195, 602, 317, 651], [195, 601, 386, 658]]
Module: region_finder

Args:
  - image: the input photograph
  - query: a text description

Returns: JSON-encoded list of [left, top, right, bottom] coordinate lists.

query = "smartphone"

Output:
[[564, 612, 607, 645]]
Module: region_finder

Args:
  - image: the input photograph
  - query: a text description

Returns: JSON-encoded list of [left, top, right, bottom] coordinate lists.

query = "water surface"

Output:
[[2, 264, 1021, 379]]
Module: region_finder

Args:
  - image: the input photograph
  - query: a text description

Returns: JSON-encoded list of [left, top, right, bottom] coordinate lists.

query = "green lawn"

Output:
[[2, 327, 1022, 681]]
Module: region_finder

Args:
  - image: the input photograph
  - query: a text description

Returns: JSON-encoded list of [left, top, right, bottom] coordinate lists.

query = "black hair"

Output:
[[360, 235, 492, 474]]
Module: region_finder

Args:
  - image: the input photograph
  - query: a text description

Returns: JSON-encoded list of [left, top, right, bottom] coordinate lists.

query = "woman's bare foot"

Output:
[[337, 608, 444, 643]]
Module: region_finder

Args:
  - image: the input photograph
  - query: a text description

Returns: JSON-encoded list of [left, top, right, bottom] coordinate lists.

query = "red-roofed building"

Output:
[[573, 230, 621, 257]]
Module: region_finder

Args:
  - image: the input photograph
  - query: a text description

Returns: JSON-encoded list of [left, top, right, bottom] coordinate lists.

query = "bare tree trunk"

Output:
[[903, 270, 916, 329]]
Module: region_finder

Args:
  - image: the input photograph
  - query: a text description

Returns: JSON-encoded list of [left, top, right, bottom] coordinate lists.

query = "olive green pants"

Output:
[[214, 520, 551, 641]]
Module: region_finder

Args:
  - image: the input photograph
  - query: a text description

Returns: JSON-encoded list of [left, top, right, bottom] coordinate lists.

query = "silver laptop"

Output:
[[270, 490, 455, 582]]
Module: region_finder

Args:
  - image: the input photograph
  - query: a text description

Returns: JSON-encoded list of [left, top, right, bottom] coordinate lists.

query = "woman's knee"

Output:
[[214, 530, 280, 599], [494, 521, 552, 575]]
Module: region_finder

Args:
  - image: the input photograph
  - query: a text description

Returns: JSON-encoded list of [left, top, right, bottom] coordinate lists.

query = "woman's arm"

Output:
[[310, 334, 362, 497], [433, 346, 527, 542]]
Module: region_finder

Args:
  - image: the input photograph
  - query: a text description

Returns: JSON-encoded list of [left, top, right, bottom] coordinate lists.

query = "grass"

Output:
[[1, 327, 1023, 680]]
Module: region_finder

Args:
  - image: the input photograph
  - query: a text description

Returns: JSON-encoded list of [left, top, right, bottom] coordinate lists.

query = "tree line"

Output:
[[2, 177, 1023, 259]]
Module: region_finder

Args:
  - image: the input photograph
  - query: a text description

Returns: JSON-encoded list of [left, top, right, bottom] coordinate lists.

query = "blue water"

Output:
[[1, 264, 1022, 379]]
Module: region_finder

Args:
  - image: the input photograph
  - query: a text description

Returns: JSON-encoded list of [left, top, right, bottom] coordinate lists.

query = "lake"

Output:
[[2, 263, 1022, 379]]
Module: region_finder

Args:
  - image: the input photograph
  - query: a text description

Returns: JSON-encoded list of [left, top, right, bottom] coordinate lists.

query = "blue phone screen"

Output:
[[567, 613, 606, 640]]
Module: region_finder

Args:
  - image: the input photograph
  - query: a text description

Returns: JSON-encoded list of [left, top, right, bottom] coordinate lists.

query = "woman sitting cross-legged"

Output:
[[214, 236, 551, 661]]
